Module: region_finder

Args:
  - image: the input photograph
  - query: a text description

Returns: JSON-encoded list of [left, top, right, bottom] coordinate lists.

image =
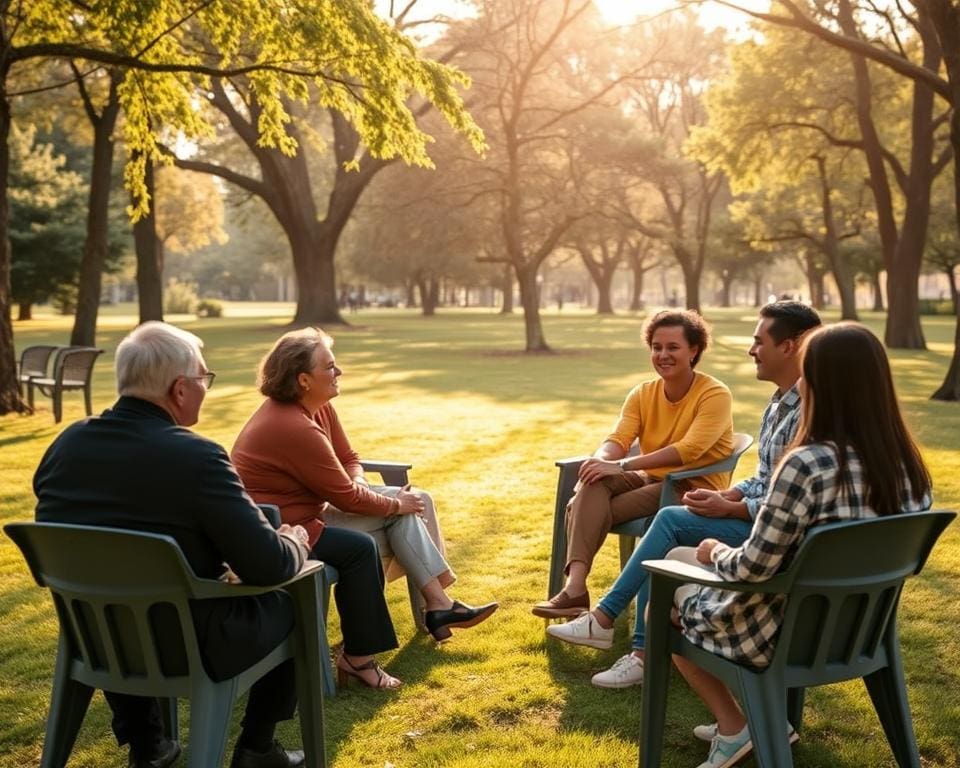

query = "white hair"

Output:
[[115, 322, 205, 399]]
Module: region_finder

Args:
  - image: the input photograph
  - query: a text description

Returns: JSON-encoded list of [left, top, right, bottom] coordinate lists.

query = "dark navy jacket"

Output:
[[34, 396, 306, 680]]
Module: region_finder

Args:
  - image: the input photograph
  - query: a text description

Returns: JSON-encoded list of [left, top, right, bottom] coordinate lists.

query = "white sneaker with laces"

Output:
[[590, 653, 644, 688], [694, 722, 799, 746], [546, 611, 613, 650], [695, 724, 752, 768]]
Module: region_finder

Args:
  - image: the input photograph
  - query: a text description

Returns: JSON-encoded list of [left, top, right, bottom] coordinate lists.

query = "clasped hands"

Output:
[[578, 457, 641, 485]]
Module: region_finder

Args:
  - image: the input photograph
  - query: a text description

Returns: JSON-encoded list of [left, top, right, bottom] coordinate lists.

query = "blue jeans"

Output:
[[597, 505, 753, 650]]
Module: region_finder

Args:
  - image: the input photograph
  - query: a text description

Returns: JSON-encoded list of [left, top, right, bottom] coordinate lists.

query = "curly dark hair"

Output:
[[642, 309, 711, 366], [258, 327, 332, 402]]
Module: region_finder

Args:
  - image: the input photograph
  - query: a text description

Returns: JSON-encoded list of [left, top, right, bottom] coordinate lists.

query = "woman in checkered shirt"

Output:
[[671, 322, 932, 768]]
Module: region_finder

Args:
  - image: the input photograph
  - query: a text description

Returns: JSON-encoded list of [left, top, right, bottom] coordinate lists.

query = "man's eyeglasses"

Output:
[[189, 372, 216, 390]]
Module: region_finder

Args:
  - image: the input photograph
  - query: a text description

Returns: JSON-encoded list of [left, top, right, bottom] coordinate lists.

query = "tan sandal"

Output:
[[336, 653, 402, 690]]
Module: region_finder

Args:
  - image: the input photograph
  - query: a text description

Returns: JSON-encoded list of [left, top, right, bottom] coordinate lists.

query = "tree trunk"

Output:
[[0, 81, 27, 414], [290, 220, 343, 324], [872, 270, 885, 311], [516, 265, 550, 352], [681, 263, 702, 313], [806, 258, 826, 310], [930, 35, 960, 399], [71, 76, 121, 347], [832, 263, 859, 320], [931, 294, 960, 400], [720, 276, 733, 308], [947, 266, 958, 315], [630, 263, 645, 311], [500, 264, 513, 314], [885, 255, 926, 346], [134, 156, 163, 323], [417, 275, 437, 316], [17, 301, 31, 320], [405, 279, 417, 308], [753, 273, 764, 307]]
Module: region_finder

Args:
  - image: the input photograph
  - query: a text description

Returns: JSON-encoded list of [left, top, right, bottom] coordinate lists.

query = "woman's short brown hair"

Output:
[[258, 328, 332, 402], [642, 309, 711, 366]]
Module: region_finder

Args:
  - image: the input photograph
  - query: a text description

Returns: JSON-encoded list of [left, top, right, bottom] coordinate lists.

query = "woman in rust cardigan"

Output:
[[232, 329, 496, 687]]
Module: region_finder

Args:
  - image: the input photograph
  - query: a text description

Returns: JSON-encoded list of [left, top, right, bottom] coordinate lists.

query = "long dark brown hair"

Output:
[[792, 322, 930, 515]]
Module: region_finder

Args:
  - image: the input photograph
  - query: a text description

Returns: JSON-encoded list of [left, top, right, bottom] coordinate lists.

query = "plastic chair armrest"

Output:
[[664, 456, 740, 483], [360, 459, 412, 486], [189, 560, 327, 599], [641, 558, 795, 594]]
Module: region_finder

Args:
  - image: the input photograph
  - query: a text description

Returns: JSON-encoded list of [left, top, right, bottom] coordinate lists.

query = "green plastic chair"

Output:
[[638, 509, 956, 768], [546, 433, 754, 599], [5, 522, 329, 768]]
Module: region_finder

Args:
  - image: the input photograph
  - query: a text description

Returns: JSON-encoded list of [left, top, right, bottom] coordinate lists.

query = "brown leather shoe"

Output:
[[531, 589, 590, 618]]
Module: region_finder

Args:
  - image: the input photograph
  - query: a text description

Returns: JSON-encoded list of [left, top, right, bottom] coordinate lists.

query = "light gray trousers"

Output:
[[324, 485, 455, 590]]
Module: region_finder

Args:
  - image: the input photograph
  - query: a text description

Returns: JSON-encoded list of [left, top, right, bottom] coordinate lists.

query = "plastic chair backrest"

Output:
[[57, 348, 102, 385], [773, 510, 954, 681], [19, 345, 59, 377], [6, 522, 209, 694]]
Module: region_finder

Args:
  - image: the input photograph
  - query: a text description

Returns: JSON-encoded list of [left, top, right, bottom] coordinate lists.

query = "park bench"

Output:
[[27, 346, 103, 423], [16, 344, 62, 407]]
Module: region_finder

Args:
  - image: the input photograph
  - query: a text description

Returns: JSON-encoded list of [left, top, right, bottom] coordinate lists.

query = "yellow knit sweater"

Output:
[[605, 371, 734, 490]]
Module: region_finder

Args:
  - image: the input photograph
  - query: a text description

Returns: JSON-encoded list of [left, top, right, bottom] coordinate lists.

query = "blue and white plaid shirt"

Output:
[[679, 442, 930, 668], [734, 384, 802, 520]]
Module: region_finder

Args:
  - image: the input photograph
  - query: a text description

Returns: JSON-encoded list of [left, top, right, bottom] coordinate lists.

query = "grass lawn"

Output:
[[1, 305, 959, 768]]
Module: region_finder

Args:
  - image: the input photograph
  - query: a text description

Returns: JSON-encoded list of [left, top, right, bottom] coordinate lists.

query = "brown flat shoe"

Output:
[[531, 589, 590, 618]]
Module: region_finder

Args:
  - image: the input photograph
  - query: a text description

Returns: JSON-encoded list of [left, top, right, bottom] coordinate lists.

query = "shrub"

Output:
[[196, 298, 223, 318], [164, 278, 198, 314], [51, 284, 77, 315], [917, 298, 956, 316]]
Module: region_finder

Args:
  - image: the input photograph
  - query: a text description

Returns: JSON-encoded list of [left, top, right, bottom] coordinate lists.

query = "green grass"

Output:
[[2, 305, 959, 768]]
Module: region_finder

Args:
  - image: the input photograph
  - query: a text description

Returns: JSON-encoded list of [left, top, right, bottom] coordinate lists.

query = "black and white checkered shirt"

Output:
[[679, 442, 930, 668]]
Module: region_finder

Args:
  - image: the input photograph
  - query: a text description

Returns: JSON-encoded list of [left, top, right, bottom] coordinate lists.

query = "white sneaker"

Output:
[[591, 654, 644, 688], [694, 722, 799, 745], [695, 725, 752, 768], [546, 611, 613, 650], [693, 723, 719, 742]]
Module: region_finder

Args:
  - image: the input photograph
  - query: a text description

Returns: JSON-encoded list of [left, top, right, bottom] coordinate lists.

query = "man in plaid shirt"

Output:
[[547, 302, 821, 690]]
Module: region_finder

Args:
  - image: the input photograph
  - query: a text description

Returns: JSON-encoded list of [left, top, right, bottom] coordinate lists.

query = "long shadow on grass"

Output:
[[324, 635, 483, 765], [542, 545, 960, 768]]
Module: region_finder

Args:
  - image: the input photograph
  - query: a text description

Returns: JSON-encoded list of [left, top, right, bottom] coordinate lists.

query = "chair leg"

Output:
[[618, 534, 636, 572], [53, 388, 62, 424], [787, 687, 806, 734], [863, 664, 921, 768], [84, 385, 93, 417], [738, 671, 794, 768], [185, 682, 235, 768], [40, 641, 94, 768], [28, 380, 36, 411], [320, 574, 336, 699], [548, 518, 567, 600], [160, 697, 179, 743], [408, 578, 426, 633], [638, 579, 674, 768], [289, 574, 328, 768]]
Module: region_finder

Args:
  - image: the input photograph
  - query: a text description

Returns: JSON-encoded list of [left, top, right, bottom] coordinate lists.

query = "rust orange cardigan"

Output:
[[231, 398, 398, 547]]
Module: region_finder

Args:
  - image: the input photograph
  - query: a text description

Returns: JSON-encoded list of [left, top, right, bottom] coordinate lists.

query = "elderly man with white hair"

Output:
[[34, 322, 310, 768]]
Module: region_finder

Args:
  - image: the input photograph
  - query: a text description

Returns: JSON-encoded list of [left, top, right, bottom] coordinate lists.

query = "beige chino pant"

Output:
[[564, 472, 692, 574]]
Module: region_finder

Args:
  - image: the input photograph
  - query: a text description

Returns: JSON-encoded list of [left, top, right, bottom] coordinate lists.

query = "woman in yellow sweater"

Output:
[[533, 309, 734, 618]]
